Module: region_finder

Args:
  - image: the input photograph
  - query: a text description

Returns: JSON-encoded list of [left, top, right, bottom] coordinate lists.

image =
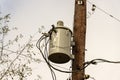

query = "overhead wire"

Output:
[[86, 2, 120, 79], [91, 59, 120, 64], [36, 30, 92, 74], [36, 35, 56, 80], [44, 36, 56, 80], [86, 1, 120, 65], [36, 30, 120, 80], [87, 0, 120, 22], [36, 27, 120, 80], [36, 34, 73, 73], [84, 59, 120, 67], [84, 59, 120, 80]]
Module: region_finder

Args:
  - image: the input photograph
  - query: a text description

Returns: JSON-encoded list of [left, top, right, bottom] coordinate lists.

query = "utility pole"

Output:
[[72, 0, 86, 80]]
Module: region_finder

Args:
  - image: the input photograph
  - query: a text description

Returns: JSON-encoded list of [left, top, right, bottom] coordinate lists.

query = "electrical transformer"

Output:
[[48, 21, 73, 64]]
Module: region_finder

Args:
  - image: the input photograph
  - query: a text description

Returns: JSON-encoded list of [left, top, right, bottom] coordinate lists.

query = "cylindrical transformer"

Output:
[[48, 21, 72, 64]]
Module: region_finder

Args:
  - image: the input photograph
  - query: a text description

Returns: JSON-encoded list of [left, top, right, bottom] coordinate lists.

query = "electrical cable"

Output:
[[36, 34, 73, 73], [48, 64, 56, 80], [44, 37, 56, 80], [84, 59, 120, 80], [36, 35, 56, 80], [91, 59, 120, 64], [37, 35, 56, 79], [84, 58, 120, 67], [36, 33, 93, 74], [44, 37, 49, 61], [87, 0, 120, 22], [37, 33, 120, 77], [36, 27, 98, 77], [36, 34, 120, 79]]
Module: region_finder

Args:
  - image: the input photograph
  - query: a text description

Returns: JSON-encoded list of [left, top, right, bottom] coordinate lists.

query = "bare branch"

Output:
[[0, 36, 33, 79]]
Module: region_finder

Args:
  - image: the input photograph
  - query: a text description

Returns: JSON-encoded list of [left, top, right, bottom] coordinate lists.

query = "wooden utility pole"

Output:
[[72, 0, 86, 80]]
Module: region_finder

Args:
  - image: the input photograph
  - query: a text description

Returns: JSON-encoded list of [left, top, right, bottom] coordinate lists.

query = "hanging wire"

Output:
[[44, 37, 56, 80], [36, 34, 56, 80], [36, 27, 92, 74], [84, 58, 120, 67], [44, 37, 49, 61], [36, 34, 93, 73], [87, 0, 120, 22], [84, 59, 120, 80], [90, 59, 120, 64], [36, 27, 120, 79], [36, 29, 120, 80], [84, 58, 120, 80], [36, 34, 73, 73]]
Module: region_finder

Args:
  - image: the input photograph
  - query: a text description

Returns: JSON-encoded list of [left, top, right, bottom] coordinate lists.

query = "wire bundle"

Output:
[[36, 30, 76, 80], [36, 27, 92, 80], [36, 27, 120, 80], [88, 59, 120, 64], [36, 33, 56, 80]]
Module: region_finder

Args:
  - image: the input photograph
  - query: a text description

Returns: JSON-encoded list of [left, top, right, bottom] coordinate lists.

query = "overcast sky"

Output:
[[1, 0, 120, 80]]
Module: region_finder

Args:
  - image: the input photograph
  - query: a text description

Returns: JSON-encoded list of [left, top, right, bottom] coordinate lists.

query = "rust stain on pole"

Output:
[[72, 0, 86, 80]]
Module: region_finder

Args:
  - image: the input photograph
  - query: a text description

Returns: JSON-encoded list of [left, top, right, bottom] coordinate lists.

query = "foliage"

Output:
[[0, 14, 43, 80]]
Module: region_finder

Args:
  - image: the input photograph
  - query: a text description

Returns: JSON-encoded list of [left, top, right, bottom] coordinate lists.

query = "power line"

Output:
[[36, 28, 91, 74], [36, 34, 73, 73], [91, 59, 120, 64], [36, 27, 120, 80], [87, 0, 120, 22], [36, 34, 120, 79], [86, 59, 120, 65]]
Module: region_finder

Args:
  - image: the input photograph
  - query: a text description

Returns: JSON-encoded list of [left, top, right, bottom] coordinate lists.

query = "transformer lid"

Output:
[[54, 27, 72, 35], [55, 20, 72, 34]]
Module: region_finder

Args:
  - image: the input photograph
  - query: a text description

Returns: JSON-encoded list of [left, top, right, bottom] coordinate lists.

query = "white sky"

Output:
[[1, 0, 120, 80]]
